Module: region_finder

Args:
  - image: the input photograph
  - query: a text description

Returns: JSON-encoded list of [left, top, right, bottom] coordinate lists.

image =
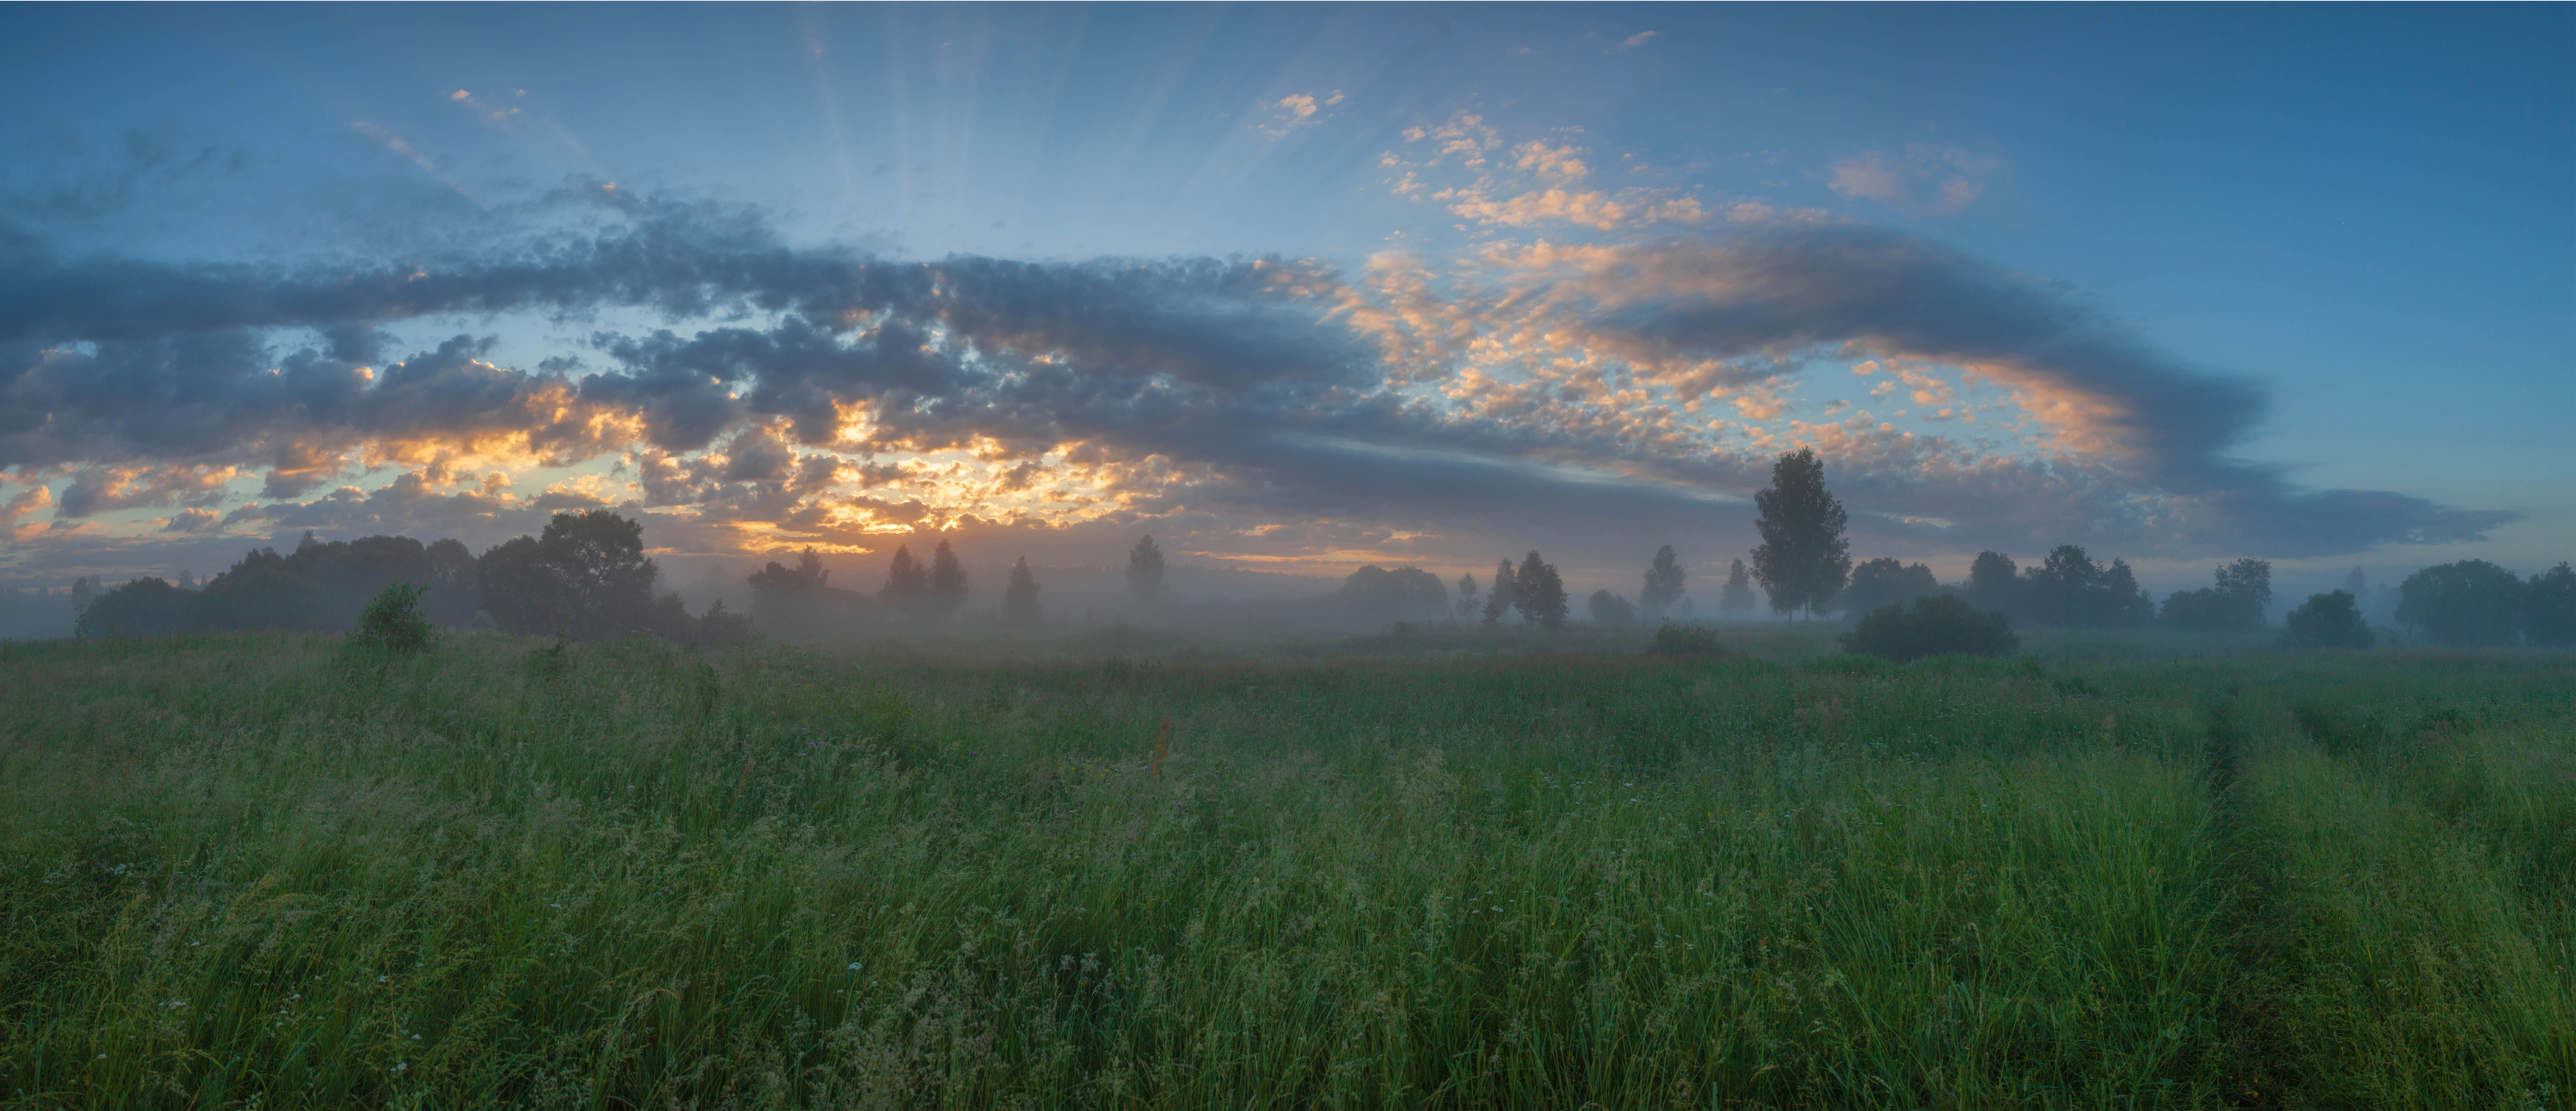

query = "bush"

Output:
[[2281, 590, 2374, 649], [352, 582, 436, 655], [1648, 622, 1730, 656], [1839, 594, 2018, 663]]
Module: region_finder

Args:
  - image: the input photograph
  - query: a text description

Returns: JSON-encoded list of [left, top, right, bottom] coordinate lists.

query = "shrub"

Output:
[[1839, 594, 2018, 663], [1649, 621, 1730, 656], [353, 582, 436, 655], [2280, 590, 2374, 649]]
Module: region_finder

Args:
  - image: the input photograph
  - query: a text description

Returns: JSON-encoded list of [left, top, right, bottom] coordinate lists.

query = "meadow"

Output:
[[0, 626, 2568, 1109]]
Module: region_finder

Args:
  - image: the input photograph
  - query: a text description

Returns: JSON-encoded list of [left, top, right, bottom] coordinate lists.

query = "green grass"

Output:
[[0, 631, 2567, 1108]]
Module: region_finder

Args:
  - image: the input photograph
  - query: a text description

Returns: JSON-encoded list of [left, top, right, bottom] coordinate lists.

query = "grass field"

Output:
[[1, 627, 2569, 1109]]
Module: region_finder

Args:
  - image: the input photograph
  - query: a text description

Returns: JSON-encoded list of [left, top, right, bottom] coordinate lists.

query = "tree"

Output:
[[1453, 574, 1480, 623], [1749, 448, 1850, 618], [751, 549, 832, 595], [1719, 558, 1755, 616], [1840, 557, 1939, 618], [2099, 559, 2157, 627], [1481, 558, 1518, 628], [1588, 589, 1636, 627], [2213, 558, 2273, 626], [1002, 557, 1043, 626], [2342, 566, 2368, 598], [478, 510, 662, 640], [1328, 566, 1451, 622], [2525, 562, 2575, 648], [424, 537, 480, 627], [2281, 590, 2373, 649], [749, 548, 864, 638], [927, 540, 969, 619], [2164, 557, 2271, 632], [2396, 560, 2525, 646], [1125, 535, 1167, 604], [880, 545, 927, 610], [1839, 594, 2019, 663], [1966, 551, 2019, 618], [2025, 545, 2101, 627], [1639, 546, 1685, 622], [74, 577, 190, 638], [1512, 551, 1569, 629]]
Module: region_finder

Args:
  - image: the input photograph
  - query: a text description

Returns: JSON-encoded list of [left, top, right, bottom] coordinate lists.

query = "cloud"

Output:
[[1828, 145, 2003, 218], [1254, 91, 1346, 139], [0, 195, 2513, 584], [1605, 31, 1660, 55], [1393, 116, 1710, 235]]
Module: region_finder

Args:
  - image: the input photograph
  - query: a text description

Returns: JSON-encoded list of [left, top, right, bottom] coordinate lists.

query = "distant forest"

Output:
[[8, 507, 2570, 649]]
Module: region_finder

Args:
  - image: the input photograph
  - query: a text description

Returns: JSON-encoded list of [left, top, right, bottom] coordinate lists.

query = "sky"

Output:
[[2, 2, 2569, 602]]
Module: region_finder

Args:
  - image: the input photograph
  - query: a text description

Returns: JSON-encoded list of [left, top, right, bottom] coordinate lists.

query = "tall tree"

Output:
[[1719, 558, 1755, 615], [2100, 559, 2157, 628], [2526, 562, 2575, 648], [1749, 448, 1851, 619], [424, 537, 479, 627], [1002, 557, 1043, 627], [1453, 573, 1480, 622], [1512, 551, 1569, 629], [926, 540, 969, 619], [1481, 559, 1518, 628], [1639, 545, 1685, 622], [1125, 535, 1167, 603], [1966, 551, 2019, 618], [880, 545, 927, 610], [2342, 566, 2368, 598], [2213, 557, 2273, 627]]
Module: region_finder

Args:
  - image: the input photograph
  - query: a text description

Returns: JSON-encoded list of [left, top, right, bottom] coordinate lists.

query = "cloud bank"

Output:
[[0, 190, 2513, 583]]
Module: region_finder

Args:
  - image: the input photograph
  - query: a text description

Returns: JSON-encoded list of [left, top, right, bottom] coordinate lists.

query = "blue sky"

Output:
[[2, 3, 2568, 597]]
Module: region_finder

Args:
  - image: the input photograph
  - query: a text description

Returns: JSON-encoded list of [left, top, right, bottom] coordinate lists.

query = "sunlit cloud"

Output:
[[1254, 91, 1346, 140]]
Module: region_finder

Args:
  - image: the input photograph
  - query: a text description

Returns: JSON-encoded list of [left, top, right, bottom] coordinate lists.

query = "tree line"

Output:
[[38, 458, 2576, 650], [1727, 446, 2575, 647], [71, 510, 754, 645]]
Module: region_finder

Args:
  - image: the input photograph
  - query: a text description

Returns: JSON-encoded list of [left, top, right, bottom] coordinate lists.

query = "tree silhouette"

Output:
[[1966, 551, 2019, 618], [1639, 546, 1685, 622], [1841, 557, 1939, 618], [2282, 590, 2373, 649], [477, 510, 660, 639], [880, 545, 927, 611], [2397, 560, 2525, 646], [1719, 558, 1755, 615], [1749, 448, 1850, 619], [1002, 557, 1043, 626], [1512, 551, 1569, 629], [2527, 562, 2575, 648], [1588, 590, 1636, 627], [1125, 535, 1167, 603], [927, 540, 969, 619], [1481, 558, 1518, 628], [1453, 573, 1480, 622]]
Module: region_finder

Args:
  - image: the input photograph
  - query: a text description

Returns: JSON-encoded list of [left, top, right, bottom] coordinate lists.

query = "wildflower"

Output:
[[847, 962, 863, 970]]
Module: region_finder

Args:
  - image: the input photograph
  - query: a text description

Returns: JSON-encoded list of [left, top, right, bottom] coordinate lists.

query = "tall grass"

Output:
[[0, 632, 2567, 1108]]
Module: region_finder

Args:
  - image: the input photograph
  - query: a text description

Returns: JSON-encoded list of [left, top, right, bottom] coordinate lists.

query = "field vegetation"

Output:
[[1, 623, 2568, 1109]]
